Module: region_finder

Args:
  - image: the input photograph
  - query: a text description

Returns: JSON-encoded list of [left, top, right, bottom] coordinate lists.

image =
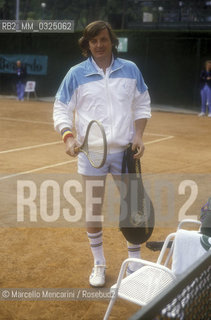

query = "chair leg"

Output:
[[103, 292, 118, 320], [103, 259, 130, 320], [103, 258, 137, 319]]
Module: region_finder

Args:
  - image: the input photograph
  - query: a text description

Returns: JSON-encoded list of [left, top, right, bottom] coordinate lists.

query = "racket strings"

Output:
[[86, 122, 106, 168]]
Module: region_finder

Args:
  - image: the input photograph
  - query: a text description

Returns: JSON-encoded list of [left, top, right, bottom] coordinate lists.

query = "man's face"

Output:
[[88, 28, 112, 62]]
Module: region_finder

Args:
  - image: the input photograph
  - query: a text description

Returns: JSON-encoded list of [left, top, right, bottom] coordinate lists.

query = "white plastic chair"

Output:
[[104, 219, 202, 320]]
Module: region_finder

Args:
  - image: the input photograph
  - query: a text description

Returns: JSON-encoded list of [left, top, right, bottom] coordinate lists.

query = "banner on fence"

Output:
[[0, 54, 48, 75]]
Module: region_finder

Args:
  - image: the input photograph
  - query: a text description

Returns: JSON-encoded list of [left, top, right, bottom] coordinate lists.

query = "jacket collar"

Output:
[[84, 56, 123, 77]]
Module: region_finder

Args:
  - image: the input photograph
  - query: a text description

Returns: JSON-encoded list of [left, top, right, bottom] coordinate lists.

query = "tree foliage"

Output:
[[0, 0, 133, 29], [0, 1, 210, 30]]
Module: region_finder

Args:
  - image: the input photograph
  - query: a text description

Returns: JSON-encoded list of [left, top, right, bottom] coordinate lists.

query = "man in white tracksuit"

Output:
[[53, 20, 151, 287]]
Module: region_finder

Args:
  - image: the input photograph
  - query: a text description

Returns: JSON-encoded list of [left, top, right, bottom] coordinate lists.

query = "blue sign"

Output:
[[0, 54, 48, 75]]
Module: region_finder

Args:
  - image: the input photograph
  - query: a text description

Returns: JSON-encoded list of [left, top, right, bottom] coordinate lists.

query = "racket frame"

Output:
[[77, 120, 107, 169]]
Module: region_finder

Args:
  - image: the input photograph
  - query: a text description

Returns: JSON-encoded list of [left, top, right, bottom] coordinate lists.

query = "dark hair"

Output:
[[78, 21, 119, 57]]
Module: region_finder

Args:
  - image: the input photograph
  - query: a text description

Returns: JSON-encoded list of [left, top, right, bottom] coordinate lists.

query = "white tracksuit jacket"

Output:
[[53, 56, 151, 153]]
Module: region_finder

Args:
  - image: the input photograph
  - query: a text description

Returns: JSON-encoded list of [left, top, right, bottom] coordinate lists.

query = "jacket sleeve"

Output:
[[132, 89, 151, 120], [53, 69, 77, 133], [132, 66, 151, 120], [53, 99, 75, 133]]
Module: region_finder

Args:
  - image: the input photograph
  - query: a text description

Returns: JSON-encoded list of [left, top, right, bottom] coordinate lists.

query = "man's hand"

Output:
[[65, 137, 80, 157], [132, 118, 148, 159], [132, 136, 145, 159]]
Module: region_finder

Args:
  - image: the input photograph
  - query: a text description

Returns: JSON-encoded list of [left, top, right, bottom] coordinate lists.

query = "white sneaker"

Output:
[[89, 265, 106, 287], [208, 113, 211, 117], [198, 112, 205, 117]]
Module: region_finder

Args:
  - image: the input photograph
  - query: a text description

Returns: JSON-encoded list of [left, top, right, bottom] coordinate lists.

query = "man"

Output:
[[16, 60, 27, 101], [199, 59, 211, 117], [53, 21, 151, 287]]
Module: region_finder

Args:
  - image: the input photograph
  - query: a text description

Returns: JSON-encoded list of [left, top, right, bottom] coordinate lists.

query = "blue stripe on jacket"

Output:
[[55, 57, 147, 105]]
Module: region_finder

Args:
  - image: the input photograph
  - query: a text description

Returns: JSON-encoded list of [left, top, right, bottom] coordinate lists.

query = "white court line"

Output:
[[0, 117, 53, 125], [145, 132, 171, 137], [0, 135, 174, 181], [0, 141, 62, 154], [0, 133, 172, 155], [0, 160, 77, 181], [0, 116, 169, 136], [145, 135, 174, 145]]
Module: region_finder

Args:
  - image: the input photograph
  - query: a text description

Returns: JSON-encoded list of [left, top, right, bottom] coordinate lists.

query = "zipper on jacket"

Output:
[[105, 70, 113, 153]]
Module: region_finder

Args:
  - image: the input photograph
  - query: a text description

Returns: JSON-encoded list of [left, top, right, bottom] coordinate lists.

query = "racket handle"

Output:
[[74, 146, 80, 153]]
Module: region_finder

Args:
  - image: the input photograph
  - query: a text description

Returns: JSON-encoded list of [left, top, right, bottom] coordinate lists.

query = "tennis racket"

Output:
[[74, 120, 107, 169], [119, 144, 155, 244]]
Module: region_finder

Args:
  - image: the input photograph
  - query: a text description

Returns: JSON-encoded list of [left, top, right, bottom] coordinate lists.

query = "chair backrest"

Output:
[[156, 220, 202, 269], [177, 219, 201, 230], [156, 232, 176, 267], [172, 229, 210, 277]]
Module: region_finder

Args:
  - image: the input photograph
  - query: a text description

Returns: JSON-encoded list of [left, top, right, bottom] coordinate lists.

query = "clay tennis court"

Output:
[[0, 98, 211, 319]]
